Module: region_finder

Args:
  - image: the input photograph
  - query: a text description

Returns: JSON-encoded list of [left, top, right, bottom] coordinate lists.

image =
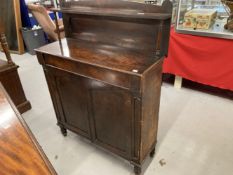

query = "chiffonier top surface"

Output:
[[37, 0, 172, 75], [36, 38, 161, 75]]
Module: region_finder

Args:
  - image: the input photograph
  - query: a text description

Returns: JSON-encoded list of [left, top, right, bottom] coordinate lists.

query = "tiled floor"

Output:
[[2, 52, 233, 175]]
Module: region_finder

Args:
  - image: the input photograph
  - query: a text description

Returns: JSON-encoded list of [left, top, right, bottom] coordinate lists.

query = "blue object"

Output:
[[20, 0, 32, 28], [49, 12, 63, 20]]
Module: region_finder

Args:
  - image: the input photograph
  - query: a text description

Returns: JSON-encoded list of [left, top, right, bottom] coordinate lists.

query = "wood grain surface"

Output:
[[0, 33, 31, 114], [0, 83, 57, 175]]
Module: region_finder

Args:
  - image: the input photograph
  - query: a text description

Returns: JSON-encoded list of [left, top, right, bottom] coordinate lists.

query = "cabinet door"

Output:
[[46, 67, 134, 158], [90, 81, 133, 159], [47, 67, 92, 139]]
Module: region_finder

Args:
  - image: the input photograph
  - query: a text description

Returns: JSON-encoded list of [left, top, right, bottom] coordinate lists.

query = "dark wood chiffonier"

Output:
[[35, 0, 172, 174]]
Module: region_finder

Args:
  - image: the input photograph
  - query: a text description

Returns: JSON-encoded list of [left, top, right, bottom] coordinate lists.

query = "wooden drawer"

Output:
[[41, 54, 142, 93]]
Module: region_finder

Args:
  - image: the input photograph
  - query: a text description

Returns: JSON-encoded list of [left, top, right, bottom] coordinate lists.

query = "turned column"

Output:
[[0, 33, 14, 65]]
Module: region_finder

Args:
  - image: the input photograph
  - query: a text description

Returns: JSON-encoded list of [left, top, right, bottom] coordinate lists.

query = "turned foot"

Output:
[[134, 165, 142, 175], [60, 126, 67, 136], [150, 147, 155, 158]]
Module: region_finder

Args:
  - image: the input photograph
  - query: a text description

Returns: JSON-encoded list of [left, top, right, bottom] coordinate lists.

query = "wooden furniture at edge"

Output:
[[35, 0, 172, 174], [0, 83, 57, 175], [0, 33, 31, 114]]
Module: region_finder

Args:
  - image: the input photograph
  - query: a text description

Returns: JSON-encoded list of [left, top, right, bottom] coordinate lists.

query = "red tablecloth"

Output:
[[163, 28, 233, 91]]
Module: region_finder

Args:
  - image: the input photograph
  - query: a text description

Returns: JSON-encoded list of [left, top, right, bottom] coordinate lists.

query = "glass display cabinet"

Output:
[[175, 0, 233, 39]]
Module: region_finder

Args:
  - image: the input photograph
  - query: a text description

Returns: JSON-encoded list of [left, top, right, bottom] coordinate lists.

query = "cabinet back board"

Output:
[[58, 0, 172, 58]]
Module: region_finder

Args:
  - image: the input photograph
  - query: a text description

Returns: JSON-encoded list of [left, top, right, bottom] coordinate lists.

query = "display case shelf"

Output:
[[175, 0, 233, 39]]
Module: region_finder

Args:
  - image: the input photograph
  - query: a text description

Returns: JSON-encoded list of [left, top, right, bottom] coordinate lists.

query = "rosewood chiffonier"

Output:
[[35, 0, 172, 174]]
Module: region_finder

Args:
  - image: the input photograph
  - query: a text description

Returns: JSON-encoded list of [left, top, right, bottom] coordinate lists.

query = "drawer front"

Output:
[[43, 54, 141, 92]]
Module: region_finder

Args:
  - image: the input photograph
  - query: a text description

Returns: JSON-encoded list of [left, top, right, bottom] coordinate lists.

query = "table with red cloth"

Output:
[[163, 27, 233, 91]]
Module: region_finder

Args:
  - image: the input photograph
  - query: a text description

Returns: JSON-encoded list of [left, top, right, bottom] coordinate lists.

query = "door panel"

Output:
[[90, 83, 133, 158], [46, 66, 133, 158], [54, 72, 91, 138]]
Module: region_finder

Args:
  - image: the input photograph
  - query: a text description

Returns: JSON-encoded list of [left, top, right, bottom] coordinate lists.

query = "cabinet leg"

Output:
[[134, 165, 142, 175], [60, 126, 67, 136], [150, 147, 155, 158]]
